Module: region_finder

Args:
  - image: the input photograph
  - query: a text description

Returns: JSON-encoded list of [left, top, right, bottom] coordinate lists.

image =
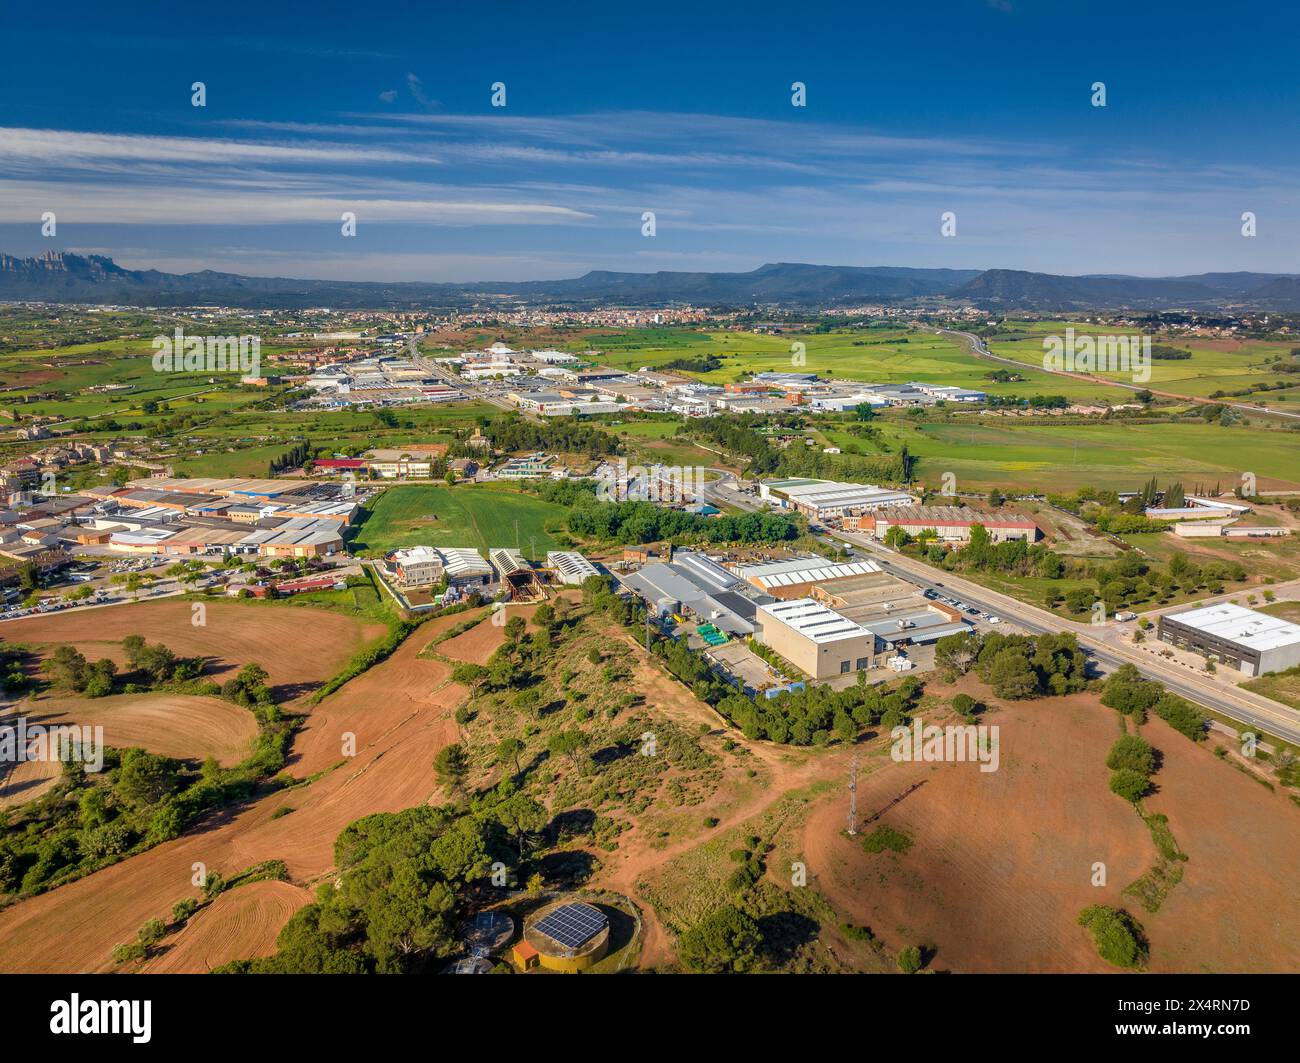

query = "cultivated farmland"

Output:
[[0, 598, 387, 696]]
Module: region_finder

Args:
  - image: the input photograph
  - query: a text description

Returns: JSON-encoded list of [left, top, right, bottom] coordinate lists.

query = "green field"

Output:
[[819, 418, 1300, 493], [588, 328, 1118, 402], [1121, 531, 1300, 585], [613, 420, 731, 469], [348, 483, 568, 558], [985, 320, 1300, 402]]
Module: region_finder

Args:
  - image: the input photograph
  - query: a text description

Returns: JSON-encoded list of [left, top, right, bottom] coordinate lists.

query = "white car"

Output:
[[987, 616, 1001, 624]]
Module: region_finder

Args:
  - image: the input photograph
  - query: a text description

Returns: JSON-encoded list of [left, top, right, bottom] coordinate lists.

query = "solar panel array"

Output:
[[533, 903, 607, 950]]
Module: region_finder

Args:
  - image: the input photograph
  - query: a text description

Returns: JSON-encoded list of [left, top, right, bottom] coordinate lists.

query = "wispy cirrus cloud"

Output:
[[0, 126, 443, 170], [3, 101, 1293, 279]]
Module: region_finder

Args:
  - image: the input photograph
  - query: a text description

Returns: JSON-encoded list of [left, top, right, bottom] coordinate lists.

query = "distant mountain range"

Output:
[[2, 251, 1298, 312], [951, 269, 1300, 311]]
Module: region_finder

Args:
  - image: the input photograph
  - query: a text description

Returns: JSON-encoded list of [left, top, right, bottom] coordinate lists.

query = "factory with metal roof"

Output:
[[755, 598, 877, 679], [759, 478, 916, 519], [733, 555, 882, 597], [619, 550, 775, 637], [1158, 602, 1300, 676], [546, 550, 600, 585]]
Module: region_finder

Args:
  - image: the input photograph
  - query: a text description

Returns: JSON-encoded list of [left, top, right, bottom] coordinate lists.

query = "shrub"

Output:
[[137, 918, 166, 947], [1106, 735, 1156, 775], [171, 897, 198, 924], [897, 945, 923, 974], [861, 825, 912, 854], [840, 922, 873, 942], [677, 906, 763, 973], [1109, 768, 1151, 803], [1153, 694, 1207, 741], [111, 941, 146, 966], [1077, 905, 1148, 969]]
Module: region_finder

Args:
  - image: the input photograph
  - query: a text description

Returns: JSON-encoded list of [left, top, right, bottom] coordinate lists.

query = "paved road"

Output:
[[833, 528, 1300, 745], [690, 451, 1300, 740]]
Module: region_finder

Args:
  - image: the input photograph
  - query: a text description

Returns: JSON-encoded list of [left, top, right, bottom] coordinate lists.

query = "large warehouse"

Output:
[[854, 506, 1041, 543], [546, 550, 599, 585], [756, 598, 877, 679], [1158, 603, 1300, 676], [620, 549, 763, 636], [732, 555, 883, 599], [759, 478, 916, 519]]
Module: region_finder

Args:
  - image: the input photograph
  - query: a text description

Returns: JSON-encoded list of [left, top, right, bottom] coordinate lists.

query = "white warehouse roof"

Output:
[[547, 550, 599, 583], [439, 547, 492, 576], [758, 598, 871, 645], [736, 557, 881, 589], [1164, 603, 1300, 653]]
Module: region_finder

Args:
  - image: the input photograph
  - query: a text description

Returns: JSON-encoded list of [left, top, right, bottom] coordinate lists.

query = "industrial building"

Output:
[[490, 547, 544, 600], [391, 545, 444, 586], [755, 598, 877, 679], [1173, 521, 1288, 539], [759, 478, 916, 519], [813, 575, 971, 651], [439, 547, 494, 589], [854, 505, 1041, 543], [72, 476, 359, 558], [389, 546, 492, 588], [620, 550, 766, 637], [732, 555, 882, 598], [365, 450, 436, 480], [546, 550, 599, 585], [1158, 603, 1300, 676]]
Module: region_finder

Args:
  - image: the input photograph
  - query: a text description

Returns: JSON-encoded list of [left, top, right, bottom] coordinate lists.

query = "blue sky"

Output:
[[2, 0, 1298, 281]]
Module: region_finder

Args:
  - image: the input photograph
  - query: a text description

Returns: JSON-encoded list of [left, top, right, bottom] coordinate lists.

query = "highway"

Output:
[[702, 476, 1300, 745]]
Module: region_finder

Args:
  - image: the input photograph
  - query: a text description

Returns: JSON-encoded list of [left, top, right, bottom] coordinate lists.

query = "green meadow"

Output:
[[348, 483, 567, 558], [820, 418, 1300, 493], [986, 320, 1300, 401], [613, 420, 731, 469], [589, 328, 1118, 402]]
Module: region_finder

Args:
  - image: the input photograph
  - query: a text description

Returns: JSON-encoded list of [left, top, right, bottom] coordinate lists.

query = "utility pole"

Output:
[[846, 754, 860, 836]]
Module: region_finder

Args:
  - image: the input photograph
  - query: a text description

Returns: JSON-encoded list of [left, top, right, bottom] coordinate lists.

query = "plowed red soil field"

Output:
[[22, 693, 258, 766], [801, 683, 1300, 972], [139, 880, 312, 973], [3, 599, 386, 695], [0, 610, 471, 972]]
